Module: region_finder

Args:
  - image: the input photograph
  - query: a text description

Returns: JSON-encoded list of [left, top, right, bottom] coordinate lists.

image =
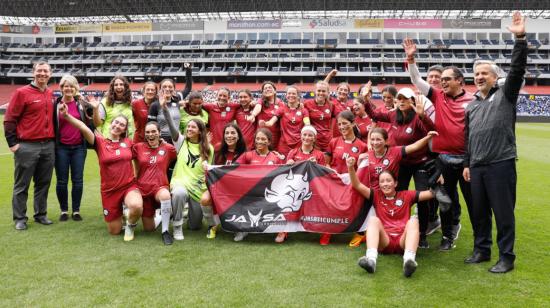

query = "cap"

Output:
[[397, 87, 416, 99]]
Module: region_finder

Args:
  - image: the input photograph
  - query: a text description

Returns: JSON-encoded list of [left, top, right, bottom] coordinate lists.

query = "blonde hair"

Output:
[[59, 75, 81, 96]]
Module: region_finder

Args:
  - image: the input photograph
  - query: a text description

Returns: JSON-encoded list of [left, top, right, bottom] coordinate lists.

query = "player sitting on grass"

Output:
[[347, 157, 436, 278]]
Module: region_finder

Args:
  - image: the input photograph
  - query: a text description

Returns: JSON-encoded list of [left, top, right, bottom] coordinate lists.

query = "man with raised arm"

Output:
[[403, 37, 474, 251], [462, 12, 528, 274]]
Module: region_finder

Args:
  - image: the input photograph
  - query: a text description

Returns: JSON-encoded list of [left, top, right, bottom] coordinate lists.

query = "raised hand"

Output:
[[346, 156, 356, 168], [402, 38, 417, 59], [327, 69, 338, 78], [361, 80, 372, 99], [184, 62, 191, 69], [507, 11, 526, 36], [159, 91, 168, 109], [414, 95, 426, 117], [87, 95, 100, 109]]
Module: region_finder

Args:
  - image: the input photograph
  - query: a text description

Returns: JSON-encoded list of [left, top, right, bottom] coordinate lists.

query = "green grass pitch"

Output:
[[0, 115, 549, 306]]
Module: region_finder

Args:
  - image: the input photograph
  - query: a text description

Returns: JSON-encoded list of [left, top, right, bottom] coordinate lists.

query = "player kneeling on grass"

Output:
[[132, 121, 177, 245], [347, 157, 436, 278], [59, 102, 143, 241]]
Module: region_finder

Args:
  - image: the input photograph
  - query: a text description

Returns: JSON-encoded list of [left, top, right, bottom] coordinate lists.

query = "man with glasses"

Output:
[[403, 39, 474, 251]]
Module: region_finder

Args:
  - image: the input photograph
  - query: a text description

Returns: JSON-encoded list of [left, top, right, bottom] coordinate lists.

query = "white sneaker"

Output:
[[233, 232, 248, 242], [124, 224, 135, 242], [173, 225, 184, 240], [153, 209, 162, 229]]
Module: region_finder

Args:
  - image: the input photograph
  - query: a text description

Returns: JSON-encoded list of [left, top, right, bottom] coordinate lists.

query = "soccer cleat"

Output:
[[162, 231, 174, 245], [206, 225, 219, 239], [403, 259, 418, 278], [319, 233, 332, 246], [123, 224, 136, 242], [426, 218, 441, 235], [233, 232, 248, 242], [275, 232, 288, 243], [439, 236, 456, 251], [173, 225, 184, 241], [358, 256, 376, 273], [348, 233, 366, 247], [154, 209, 162, 230], [451, 223, 462, 241]]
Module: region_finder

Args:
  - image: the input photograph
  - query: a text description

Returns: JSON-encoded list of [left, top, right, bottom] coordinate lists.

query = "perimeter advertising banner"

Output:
[[354, 19, 384, 29], [384, 19, 443, 29], [442, 19, 501, 29], [103, 22, 152, 32], [207, 161, 369, 233], [227, 20, 282, 29], [55, 24, 102, 33], [152, 21, 204, 31]]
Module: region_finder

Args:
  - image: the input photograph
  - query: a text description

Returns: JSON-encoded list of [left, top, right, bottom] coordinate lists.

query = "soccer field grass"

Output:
[[1, 117, 549, 307]]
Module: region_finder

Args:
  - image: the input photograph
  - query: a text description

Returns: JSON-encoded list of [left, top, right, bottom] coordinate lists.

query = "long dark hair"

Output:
[[261, 81, 277, 108], [338, 110, 361, 139], [255, 127, 274, 151], [395, 96, 416, 125], [218, 123, 247, 163], [106, 75, 132, 107], [187, 118, 212, 162]]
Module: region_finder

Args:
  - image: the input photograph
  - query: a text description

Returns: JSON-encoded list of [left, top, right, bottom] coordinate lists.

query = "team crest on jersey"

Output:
[[159, 150, 165, 156], [268, 161, 274, 165], [383, 158, 390, 166], [103, 209, 109, 216], [395, 199, 404, 207], [274, 105, 279, 109], [351, 146, 358, 153], [265, 169, 312, 212], [225, 106, 231, 112], [296, 111, 302, 116], [324, 109, 330, 114], [405, 127, 413, 134], [120, 142, 127, 148]]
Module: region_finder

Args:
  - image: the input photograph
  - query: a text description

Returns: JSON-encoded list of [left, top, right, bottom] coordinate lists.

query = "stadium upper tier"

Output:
[[1, 17, 550, 84]]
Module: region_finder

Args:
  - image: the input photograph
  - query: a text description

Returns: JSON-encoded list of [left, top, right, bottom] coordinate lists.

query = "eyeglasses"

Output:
[[441, 77, 455, 82]]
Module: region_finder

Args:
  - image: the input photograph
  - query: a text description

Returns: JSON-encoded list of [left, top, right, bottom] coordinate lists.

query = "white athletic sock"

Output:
[[403, 250, 416, 262], [201, 205, 215, 226], [366, 248, 378, 260], [160, 199, 171, 233]]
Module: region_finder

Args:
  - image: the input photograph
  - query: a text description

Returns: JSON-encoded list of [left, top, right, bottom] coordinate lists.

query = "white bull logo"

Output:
[[265, 169, 312, 212]]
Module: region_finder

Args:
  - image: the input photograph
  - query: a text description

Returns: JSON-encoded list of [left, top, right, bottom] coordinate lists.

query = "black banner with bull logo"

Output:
[[206, 161, 369, 233]]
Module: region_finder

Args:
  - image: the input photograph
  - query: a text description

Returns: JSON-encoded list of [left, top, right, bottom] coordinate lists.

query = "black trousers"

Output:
[[397, 162, 431, 237], [470, 159, 516, 263], [438, 156, 474, 239]]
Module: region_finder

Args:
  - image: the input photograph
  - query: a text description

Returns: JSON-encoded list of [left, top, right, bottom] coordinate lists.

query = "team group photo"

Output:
[[1, 1, 549, 306]]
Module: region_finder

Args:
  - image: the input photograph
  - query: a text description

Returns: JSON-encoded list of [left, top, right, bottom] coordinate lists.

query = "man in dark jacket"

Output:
[[462, 12, 528, 273]]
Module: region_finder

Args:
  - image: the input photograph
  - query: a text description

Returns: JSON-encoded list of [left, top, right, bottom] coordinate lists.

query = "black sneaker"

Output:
[[439, 236, 456, 251], [71, 212, 83, 221], [403, 259, 418, 278], [59, 213, 69, 222], [418, 237, 429, 249], [426, 218, 441, 236], [451, 223, 462, 241], [358, 256, 376, 273], [162, 231, 174, 245]]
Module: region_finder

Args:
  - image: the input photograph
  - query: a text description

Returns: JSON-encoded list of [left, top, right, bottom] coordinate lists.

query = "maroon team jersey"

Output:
[[276, 105, 309, 150], [215, 150, 241, 165], [304, 99, 335, 151], [95, 134, 135, 193], [331, 98, 353, 137], [236, 150, 283, 165], [355, 114, 374, 143], [286, 147, 326, 165], [326, 137, 368, 174], [372, 190, 418, 235], [256, 98, 285, 150], [427, 88, 473, 154], [365, 104, 434, 166], [358, 146, 405, 190], [203, 102, 240, 148], [234, 105, 257, 150], [131, 98, 150, 143], [132, 141, 177, 196]]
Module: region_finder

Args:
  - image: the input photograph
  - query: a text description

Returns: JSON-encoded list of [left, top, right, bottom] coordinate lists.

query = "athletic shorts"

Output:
[[101, 183, 140, 222], [381, 232, 404, 254], [141, 186, 169, 218]]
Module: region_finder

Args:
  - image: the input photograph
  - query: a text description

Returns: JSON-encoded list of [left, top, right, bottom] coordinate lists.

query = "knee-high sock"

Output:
[[201, 205, 215, 226], [160, 199, 171, 233]]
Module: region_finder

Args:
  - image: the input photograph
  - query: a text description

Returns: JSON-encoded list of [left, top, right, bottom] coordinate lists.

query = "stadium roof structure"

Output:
[[1, 0, 550, 24]]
